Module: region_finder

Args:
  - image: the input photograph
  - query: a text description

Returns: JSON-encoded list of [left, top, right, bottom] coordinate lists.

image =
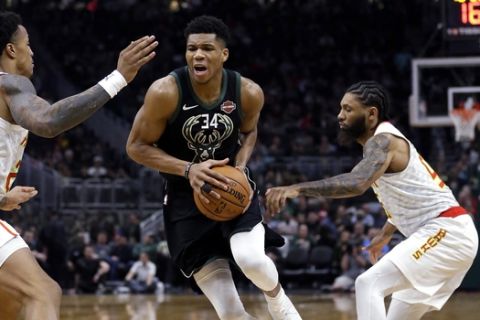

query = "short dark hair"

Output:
[[0, 11, 22, 52], [184, 15, 231, 46], [346, 81, 390, 121]]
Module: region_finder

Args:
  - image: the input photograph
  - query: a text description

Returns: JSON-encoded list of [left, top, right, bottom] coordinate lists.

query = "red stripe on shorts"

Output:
[[0, 220, 18, 236]]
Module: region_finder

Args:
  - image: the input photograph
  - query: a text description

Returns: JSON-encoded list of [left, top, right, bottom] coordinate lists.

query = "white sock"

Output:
[[265, 287, 285, 303], [265, 287, 295, 312], [264, 287, 301, 320]]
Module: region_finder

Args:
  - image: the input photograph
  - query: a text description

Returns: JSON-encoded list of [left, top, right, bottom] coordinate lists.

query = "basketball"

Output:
[[194, 165, 252, 221]]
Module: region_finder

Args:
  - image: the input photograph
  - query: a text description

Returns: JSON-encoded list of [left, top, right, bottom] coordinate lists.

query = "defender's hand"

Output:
[[265, 186, 299, 216], [188, 158, 230, 204], [117, 35, 158, 83], [0, 186, 38, 211], [363, 233, 392, 264]]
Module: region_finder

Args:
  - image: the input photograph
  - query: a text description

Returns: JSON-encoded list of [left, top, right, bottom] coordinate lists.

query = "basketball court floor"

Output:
[[59, 291, 480, 319]]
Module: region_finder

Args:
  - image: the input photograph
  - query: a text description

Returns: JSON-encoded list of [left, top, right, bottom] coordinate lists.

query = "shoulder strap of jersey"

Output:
[[168, 67, 189, 123], [224, 69, 244, 118]]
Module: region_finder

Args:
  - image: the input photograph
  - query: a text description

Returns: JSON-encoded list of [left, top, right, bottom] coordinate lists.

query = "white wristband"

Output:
[[98, 70, 127, 98]]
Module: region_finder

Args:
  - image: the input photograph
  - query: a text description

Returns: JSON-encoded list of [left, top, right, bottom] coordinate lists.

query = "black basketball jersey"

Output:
[[157, 66, 243, 190]]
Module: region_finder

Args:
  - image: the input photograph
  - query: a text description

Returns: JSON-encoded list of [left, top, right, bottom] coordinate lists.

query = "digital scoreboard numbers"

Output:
[[445, 0, 480, 38]]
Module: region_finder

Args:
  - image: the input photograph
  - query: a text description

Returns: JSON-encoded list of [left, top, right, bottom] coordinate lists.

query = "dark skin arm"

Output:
[[1, 36, 157, 138], [364, 221, 397, 264], [234, 77, 264, 170], [231, 77, 263, 204], [265, 133, 393, 214]]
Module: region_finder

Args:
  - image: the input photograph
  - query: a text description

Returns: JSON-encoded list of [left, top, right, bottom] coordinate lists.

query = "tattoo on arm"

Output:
[[297, 134, 391, 198], [4, 75, 111, 137]]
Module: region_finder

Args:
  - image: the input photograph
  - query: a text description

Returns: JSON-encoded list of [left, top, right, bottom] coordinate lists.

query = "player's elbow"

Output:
[[349, 173, 373, 196], [126, 141, 142, 163], [32, 125, 61, 138], [349, 180, 371, 196], [126, 143, 136, 160], [36, 115, 83, 138], [355, 182, 371, 196]]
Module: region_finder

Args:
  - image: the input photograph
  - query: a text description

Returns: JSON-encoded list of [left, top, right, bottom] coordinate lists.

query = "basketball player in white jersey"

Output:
[[0, 11, 157, 319], [266, 81, 478, 319]]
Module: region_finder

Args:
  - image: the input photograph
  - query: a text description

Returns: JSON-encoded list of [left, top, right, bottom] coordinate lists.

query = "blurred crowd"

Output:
[[1, 0, 477, 293]]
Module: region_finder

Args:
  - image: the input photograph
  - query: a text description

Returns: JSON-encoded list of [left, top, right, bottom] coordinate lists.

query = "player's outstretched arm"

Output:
[[265, 134, 394, 214], [3, 35, 157, 138]]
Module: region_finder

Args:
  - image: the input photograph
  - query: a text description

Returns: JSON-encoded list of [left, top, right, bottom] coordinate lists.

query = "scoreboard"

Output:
[[445, 0, 480, 38]]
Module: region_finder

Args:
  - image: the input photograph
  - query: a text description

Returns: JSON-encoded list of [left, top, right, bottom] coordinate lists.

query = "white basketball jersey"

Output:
[[0, 72, 29, 246], [371, 122, 459, 237]]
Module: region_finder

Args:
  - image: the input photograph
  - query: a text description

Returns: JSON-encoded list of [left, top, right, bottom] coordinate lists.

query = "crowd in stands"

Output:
[[19, 0, 427, 175], [1, 0, 477, 294], [26, 126, 135, 179]]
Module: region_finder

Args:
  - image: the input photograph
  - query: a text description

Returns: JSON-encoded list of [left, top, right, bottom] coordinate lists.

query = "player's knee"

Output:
[[234, 252, 265, 277], [21, 276, 61, 305], [355, 272, 371, 294], [48, 278, 62, 304]]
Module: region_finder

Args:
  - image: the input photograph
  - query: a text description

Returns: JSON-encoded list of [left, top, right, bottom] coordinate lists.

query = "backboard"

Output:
[[409, 56, 480, 127]]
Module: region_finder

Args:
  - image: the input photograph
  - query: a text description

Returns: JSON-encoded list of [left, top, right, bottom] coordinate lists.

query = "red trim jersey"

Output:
[[371, 122, 459, 237], [0, 112, 28, 245]]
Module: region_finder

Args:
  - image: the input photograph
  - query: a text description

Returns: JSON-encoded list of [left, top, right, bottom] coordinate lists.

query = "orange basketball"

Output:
[[194, 165, 252, 221]]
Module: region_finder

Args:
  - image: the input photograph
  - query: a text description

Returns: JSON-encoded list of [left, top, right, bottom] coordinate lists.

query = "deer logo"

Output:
[[182, 114, 234, 161]]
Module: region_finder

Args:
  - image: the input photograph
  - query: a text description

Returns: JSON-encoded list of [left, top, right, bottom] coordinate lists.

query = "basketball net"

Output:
[[449, 109, 480, 142]]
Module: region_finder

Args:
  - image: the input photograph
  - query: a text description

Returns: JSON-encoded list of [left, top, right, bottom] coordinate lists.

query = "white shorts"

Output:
[[388, 214, 478, 309], [0, 228, 28, 267], [0, 219, 19, 247]]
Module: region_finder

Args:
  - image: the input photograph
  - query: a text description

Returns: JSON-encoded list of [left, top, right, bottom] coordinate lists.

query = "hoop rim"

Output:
[[450, 108, 479, 120], [449, 108, 480, 142]]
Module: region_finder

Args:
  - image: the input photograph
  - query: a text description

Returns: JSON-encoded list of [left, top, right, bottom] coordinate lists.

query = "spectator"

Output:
[[39, 213, 69, 289], [290, 223, 314, 252], [23, 228, 47, 268], [75, 245, 110, 293], [133, 233, 157, 262], [124, 213, 141, 243], [109, 232, 133, 279], [87, 155, 108, 178], [125, 252, 157, 294], [93, 230, 111, 261], [331, 241, 367, 292]]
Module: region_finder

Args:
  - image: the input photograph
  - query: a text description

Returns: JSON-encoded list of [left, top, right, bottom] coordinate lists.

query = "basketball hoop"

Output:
[[449, 109, 480, 142]]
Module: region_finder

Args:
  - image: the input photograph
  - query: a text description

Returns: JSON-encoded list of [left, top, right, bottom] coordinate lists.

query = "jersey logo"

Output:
[[182, 113, 234, 161], [412, 228, 447, 260], [220, 100, 236, 114], [182, 104, 199, 111]]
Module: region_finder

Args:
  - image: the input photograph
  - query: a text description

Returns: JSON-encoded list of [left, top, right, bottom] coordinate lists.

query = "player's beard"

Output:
[[337, 115, 366, 146]]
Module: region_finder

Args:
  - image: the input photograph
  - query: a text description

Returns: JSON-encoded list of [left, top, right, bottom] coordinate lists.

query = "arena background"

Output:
[[0, 0, 479, 319]]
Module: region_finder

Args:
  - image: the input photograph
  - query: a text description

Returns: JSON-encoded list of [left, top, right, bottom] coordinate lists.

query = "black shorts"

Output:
[[163, 189, 283, 277]]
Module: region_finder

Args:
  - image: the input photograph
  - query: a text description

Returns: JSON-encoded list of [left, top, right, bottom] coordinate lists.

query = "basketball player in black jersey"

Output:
[[127, 16, 301, 320], [0, 11, 157, 320]]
